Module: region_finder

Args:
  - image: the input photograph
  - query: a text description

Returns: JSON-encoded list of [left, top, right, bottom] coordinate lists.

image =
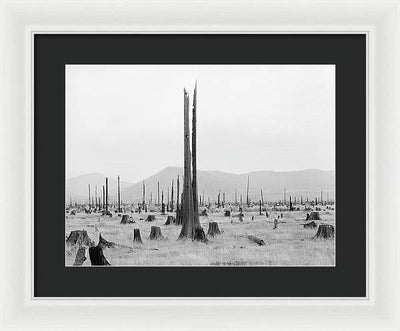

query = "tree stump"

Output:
[[133, 228, 143, 244], [273, 219, 278, 229], [120, 214, 135, 224], [303, 221, 317, 228], [265, 211, 269, 218], [238, 213, 244, 222], [224, 210, 231, 217], [149, 226, 164, 240], [73, 246, 86, 266], [89, 245, 111, 265], [164, 215, 175, 225], [207, 222, 221, 237], [193, 227, 208, 242], [315, 224, 335, 238], [98, 233, 116, 248], [247, 235, 265, 246], [251, 216, 255, 220], [307, 212, 321, 221], [66, 230, 94, 247], [145, 215, 156, 222]]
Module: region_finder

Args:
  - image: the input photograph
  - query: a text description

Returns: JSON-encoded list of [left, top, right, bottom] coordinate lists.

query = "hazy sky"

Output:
[[66, 65, 335, 183]]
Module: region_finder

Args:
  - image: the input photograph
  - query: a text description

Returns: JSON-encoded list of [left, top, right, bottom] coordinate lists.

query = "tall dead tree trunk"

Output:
[[88, 184, 91, 210], [157, 181, 160, 205], [259, 200, 262, 215], [261, 189, 264, 206], [105, 178, 109, 211], [192, 81, 200, 227], [175, 175, 181, 224], [161, 191, 165, 214], [171, 179, 174, 211], [102, 185, 105, 210], [117, 175, 121, 213], [217, 191, 221, 208], [289, 196, 293, 211]]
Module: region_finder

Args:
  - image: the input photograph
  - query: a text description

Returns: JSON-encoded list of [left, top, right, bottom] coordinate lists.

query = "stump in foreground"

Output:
[[303, 221, 317, 229], [307, 211, 321, 221], [315, 224, 335, 238], [89, 245, 111, 265], [207, 222, 221, 237], [145, 215, 156, 222], [164, 215, 175, 225], [247, 235, 265, 246], [73, 246, 86, 266], [98, 233, 116, 248], [133, 228, 143, 244], [193, 227, 208, 243], [66, 230, 94, 247], [149, 226, 164, 240]]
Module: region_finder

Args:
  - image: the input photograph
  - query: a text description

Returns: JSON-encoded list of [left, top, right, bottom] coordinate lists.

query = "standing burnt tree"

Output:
[[178, 85, 206, 241], [117, 175, 121, 213], [175, 175, 182, 225]]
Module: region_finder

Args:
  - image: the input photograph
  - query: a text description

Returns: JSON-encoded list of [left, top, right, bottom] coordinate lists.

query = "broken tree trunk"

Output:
[[207, 222, 221, 237], [89, 245, 111, 265], [98, 233, 116, 248], [247, 235, 265, 246], [73, 246, 86, 266], [149, 226, 164, 240], [315, 224, 335, 238], [133, 228, 143, 244]]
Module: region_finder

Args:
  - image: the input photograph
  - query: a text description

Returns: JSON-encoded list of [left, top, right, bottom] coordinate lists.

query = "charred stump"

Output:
[[273, 219, 278, 229], [238, 213, 244, 222], [201, 209, 208, 217], [207, 222, 221, 237], [149, 226, 164, 240], [164, 215, 175, 225], [89, 245, 111, 265], [133, 228, 143, 244], [224, 210, 231, 217], [98, 233, 116, 248], [247, 235, 265, 246], [145, 215, 156, 222], [66, 230, 94, 247], [315, 224, 335, 238], [73, 246, 86, 266], [265, 211, 269, 218]]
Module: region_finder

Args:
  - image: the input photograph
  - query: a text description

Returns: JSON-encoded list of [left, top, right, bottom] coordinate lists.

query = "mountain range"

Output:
[[66, 167, 334, 204]]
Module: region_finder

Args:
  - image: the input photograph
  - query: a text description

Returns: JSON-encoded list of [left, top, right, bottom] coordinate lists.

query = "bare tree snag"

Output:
[[149, 226, 164, 240], [246, 175, 250, 207], [89, 246, 111, 265], [207, 222, 221, 237], [145, 215, 156, 222], [105, 177, 109, 211], [247, 235, 265, 246], [98, 233, 116, 248], [315, 224, 335, 238], [73, 246, 86, 266], [259, 200, 262, 215], [117, 175, 121, 213], [133, 228, 143, 244], [66, 230, 94, 246]]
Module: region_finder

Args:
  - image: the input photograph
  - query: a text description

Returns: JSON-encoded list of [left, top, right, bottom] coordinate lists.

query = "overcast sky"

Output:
[[66, 65, 335, 183]]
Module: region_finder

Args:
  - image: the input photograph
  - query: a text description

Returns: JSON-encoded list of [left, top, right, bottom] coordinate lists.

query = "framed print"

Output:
[[1, 0, 399, 330]]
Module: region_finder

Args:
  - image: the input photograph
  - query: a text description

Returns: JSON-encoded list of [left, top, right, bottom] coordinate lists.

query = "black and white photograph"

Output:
[[65, 64, 335, 267]]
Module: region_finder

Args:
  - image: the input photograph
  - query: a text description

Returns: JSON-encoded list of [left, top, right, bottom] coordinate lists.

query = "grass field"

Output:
[[65, 207, 335, 266]]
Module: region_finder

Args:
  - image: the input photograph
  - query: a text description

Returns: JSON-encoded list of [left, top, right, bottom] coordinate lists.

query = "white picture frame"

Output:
[[1, 0, 399, 330]]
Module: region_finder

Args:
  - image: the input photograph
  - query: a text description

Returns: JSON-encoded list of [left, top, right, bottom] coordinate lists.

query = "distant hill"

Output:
[[66, 173, 133, 203], [105, 167, 334, 204]]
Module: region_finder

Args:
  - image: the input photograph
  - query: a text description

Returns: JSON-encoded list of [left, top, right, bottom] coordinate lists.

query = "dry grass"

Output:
[[65, 209, 335, 266]]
